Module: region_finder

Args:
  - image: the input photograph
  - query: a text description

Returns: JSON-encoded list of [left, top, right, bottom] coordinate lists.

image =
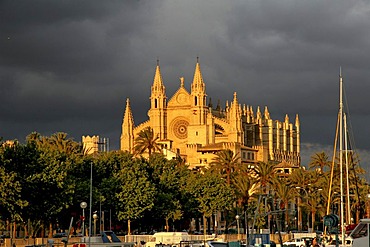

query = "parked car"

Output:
[[283, 238, 307, 247]]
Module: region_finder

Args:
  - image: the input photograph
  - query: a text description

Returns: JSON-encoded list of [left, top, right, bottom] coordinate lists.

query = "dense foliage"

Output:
[[1, 131, 370, 238]]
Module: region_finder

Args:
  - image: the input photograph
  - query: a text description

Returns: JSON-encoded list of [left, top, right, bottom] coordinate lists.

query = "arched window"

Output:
[[155, 99, 158, 108], [194, 96, 198, 106]]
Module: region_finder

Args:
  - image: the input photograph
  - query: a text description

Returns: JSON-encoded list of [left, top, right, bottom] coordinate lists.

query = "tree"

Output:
[[303, 187, 325, 231], [115, 158, 156, 234], [309, 152, 331, 173], [271, 177, 296, 231], [27, 131, 83, 155], [288, 168, 312, 231], [187, 170, 235, 236], [232, 173, 260, 241], [0, 161, 28, 224], [134, 127, 161, 156], [147, 154, 190, 232], [210, 149, 240, 185], [254, 162, 277, 193], [232, 173, 260, 209]]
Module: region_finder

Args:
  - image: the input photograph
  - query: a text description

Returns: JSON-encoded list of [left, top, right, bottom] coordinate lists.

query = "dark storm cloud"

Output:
[[1, 0, 370, 174]]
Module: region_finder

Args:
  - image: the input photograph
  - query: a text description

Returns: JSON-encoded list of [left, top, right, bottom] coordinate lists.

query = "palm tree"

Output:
[[133, 127, 161, 156], [49, 132, 82, 154], [253, 162, 277, 193], [26, 131, 82, 154], [271, 178, 296, 231], [210, 149, 240, 185], [304, 188, 325, 232], [232, 174, 260, 208], [309, 152, 331, 173], [288, 168, 313, 231], [232, 173, 260, 241]]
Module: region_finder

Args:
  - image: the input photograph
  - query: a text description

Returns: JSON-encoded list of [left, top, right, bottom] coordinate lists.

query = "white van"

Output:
[[145, 232, 189, 247]]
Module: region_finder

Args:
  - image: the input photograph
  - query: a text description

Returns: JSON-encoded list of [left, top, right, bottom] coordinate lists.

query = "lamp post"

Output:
[[80, 202, 87, 237], [93, 212, 98, 236], [235, 215, 240, 241], [214, 213, 218, 237]]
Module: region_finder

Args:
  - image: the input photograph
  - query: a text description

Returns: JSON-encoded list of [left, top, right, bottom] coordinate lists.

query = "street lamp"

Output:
[[80, 202, 87, 237], [235, 215, 240, 241], [93, 212, 98, 236], [214, 213, 218, 237]]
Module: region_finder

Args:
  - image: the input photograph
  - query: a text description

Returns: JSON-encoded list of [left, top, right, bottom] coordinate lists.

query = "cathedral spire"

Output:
[[256, 106, 262, 122], [230, 92, 241, 118], [152, 60, 165, 95], [295, 114, 300, 126], [123, 98, 134, 125], [229, 92, 242, 142], [285, 114, 289, 123], [264, 106, 271, 120], [191, 58, 206, 94], [120, 98, 134, 152], [149, 60, 167, 139], [190, 58, 207, 124], [232, 92, 238, 105]]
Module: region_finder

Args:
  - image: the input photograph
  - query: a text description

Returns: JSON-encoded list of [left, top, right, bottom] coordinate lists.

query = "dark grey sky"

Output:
[[1, 1, 370, 174]]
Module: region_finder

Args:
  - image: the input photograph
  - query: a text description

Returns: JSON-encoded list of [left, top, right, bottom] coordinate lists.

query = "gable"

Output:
[[167, 87, 191, 107]]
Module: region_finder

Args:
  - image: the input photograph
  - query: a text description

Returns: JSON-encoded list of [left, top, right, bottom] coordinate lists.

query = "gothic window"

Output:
[[155, 99, 158, 108], [172, 119, 189, 139], [194, 96, 198, 106]]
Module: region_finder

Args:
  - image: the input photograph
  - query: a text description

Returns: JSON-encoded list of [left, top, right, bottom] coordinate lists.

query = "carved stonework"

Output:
[[171, 118, 189, 139], [121, 59, 301, 168]]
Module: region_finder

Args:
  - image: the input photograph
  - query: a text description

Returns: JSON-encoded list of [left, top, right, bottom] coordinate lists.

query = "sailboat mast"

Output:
[[344, 113, 351, 225], [339, 67, 346, 244]]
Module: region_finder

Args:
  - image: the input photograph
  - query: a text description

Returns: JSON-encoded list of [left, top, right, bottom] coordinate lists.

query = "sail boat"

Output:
[[326, 68, 356, 246]]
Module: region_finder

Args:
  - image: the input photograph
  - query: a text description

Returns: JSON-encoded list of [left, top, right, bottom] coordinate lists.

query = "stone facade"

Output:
[[120, 59, 300, 169], [82, 135, 109, 154], [82, 135, 100, 154]]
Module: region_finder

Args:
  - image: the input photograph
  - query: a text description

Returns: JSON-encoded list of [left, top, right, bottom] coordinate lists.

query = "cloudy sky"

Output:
[[1, 1, 370, 175]]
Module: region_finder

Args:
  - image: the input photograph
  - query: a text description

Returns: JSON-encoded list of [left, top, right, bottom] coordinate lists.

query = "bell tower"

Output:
[[187, 58, 209, 145], [148, 60, 167, 140]]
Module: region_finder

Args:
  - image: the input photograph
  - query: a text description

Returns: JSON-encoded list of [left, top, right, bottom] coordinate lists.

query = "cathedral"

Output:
[[120, 59, 301, 170]]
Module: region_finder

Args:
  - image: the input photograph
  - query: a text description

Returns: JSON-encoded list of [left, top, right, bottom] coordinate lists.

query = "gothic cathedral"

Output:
[[120, 59, 301, 170]]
